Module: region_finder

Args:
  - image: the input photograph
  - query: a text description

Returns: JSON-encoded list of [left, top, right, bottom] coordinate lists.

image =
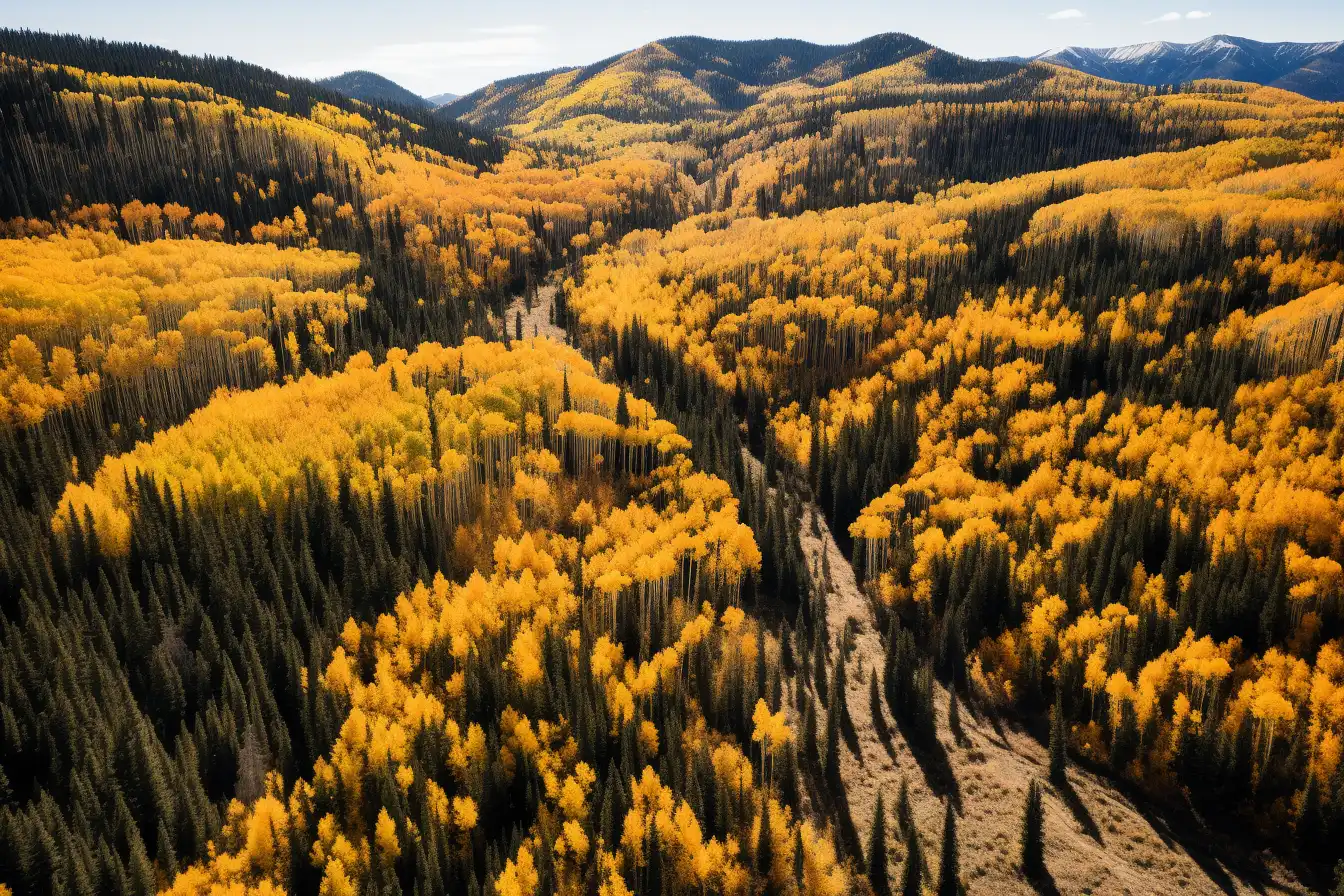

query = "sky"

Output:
[[7, 0, 1344, 97]]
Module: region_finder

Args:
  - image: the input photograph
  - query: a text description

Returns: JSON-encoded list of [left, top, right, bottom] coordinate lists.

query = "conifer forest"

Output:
[[2, 18, 1344, 896]]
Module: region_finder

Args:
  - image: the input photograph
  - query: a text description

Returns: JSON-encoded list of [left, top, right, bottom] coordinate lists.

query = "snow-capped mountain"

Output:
[[1029, 35, 1344, 100]]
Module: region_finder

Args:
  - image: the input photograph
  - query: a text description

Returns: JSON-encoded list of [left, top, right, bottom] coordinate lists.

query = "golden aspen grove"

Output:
[[2, 18, 1344, 896]]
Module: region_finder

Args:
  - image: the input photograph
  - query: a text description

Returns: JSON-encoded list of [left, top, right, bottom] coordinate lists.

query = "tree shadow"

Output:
[[960, 695, 1300, 896], [1064, 753, 1294, 896], [840, 697, 862, 757], [1147, 807, 1303, 896], [1054, 778, 1103, 843], [1026, 867, 1062, 896], [892, 708, 962, 811], [1138, 807, 1244, 896], [803, 688, 868, 869], [826, 769, 867, 868], [949, 716, 969, 749], [960, 690, 1012, 750], [870, 682, 900, 762]]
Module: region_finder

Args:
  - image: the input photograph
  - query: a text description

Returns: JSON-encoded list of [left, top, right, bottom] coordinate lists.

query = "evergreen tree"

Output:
[[757, 797, 776, 893], [1109, 701, 1139, 772], [871, 671, 885, 737], [833, 648, 849, 729], [823, 682, 843, 786], [794, 826, 806, 893], [868, 793, 892, 896], [1049, 687, 1068, 787]]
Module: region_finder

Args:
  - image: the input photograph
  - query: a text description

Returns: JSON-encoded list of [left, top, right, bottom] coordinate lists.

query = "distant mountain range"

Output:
[[1019, 35, 1344, 100], [319, 33, 1344, 123], [439, 33, 1020, 131], [317, 71, 461, 109], [319, 70, 434, 109]]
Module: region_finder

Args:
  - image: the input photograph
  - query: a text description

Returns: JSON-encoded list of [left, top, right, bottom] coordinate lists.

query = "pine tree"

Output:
[[156, 817, 179, 883], [823, 709, 841, 786], [871, 670, 885, 737], [757, 798, 776, 893], [1021, 779, 1045, 880], [824, 682, 842, 785], [813, 629, 829, 696], [937, 799, 959, 896], [599, 771, 616, 849], [1109, 701, 1139, 772], [1296, 772, 1325, 861], [868, 793, 892, 896], [804, 697, 819, 764], [647, 827, 664, 896], [1049, 687, 1068, 787], [833, 648, 849, 729], [794, 826, 806, 892]]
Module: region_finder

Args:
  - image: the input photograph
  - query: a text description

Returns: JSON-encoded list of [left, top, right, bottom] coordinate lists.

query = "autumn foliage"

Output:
[[5, 23, 1344, 896]]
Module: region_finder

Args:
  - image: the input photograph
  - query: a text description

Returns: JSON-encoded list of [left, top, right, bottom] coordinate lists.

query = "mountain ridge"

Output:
[[0, 28, 499, 164], [1026, 34, 1344, 99], [439, 32, 1023, 130], [318, 69, 433, 109]]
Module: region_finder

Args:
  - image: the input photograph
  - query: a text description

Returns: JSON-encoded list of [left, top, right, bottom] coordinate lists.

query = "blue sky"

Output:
[[7, 0, 1343, 96]]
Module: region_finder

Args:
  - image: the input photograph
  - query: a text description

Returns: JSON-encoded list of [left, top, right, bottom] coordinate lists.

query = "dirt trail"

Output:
[[504, 283, 566, 343], [769, 462, 1306, 895]]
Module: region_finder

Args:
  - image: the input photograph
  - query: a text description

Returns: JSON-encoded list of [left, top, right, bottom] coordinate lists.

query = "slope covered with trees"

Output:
[[6, 338, 838, 896], [319, 71, 433, 111], [443, 34, 1323, 218], [0, 39, 690, 513], [560, 63, 1344, 889], [0, 30, 479, 159]]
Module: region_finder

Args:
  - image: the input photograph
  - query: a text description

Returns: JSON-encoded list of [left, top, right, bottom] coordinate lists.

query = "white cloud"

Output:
[[364, 36, 543, 72], [294, 27, 547, 94], [1146, 9, 1211, 23], [1047, 8, 1086, 20], [472, 25, 546, 35]]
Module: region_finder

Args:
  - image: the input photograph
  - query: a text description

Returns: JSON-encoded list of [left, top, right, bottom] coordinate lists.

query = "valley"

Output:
[[0, 18, 1342, 896]]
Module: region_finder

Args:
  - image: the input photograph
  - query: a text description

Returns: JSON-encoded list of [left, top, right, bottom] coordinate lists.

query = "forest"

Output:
[[1, 21, 1343, 896]]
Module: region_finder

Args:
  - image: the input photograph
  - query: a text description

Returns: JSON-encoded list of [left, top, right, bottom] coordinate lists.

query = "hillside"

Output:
[[319, 69, 432, 109], [441, 33, 1022, 131], [443, 32, 1312, 221], [1029, 34, 1344, 100], [0, 29, 490, 161]]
